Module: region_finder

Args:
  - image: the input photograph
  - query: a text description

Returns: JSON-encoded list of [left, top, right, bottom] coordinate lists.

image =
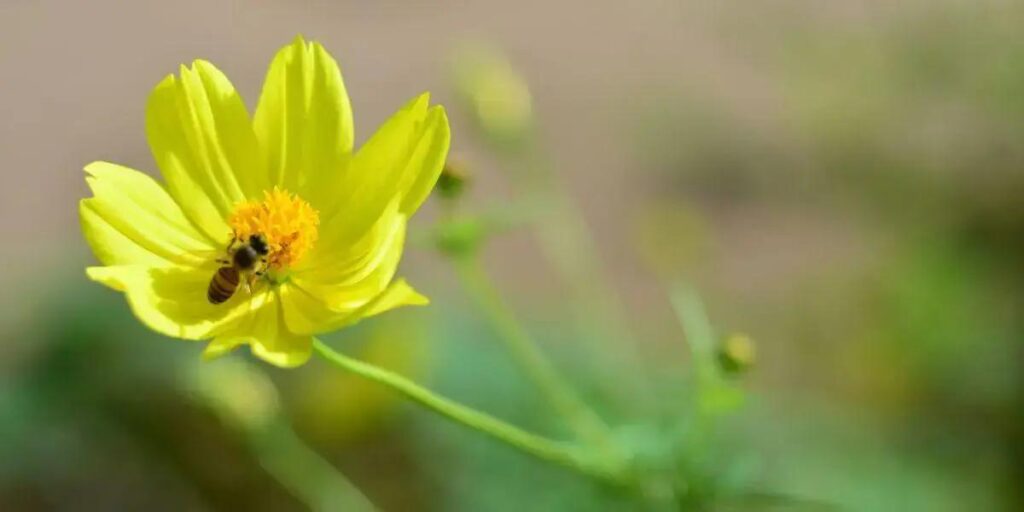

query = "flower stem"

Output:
[[311, 338, 632, 486], [496, 143, 654, 413], [451, 256, 621, 456], [250, 420, 378, 512], [667, 282, 717, 386]]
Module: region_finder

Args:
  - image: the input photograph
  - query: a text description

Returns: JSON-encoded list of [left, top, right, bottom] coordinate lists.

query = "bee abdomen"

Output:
[[207, 266, 240, 304]]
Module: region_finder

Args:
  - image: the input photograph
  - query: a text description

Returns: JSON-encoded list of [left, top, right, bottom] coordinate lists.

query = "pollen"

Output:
[[228, 187, 319, 270]]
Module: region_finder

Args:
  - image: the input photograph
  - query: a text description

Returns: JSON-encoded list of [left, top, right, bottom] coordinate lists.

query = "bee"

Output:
[[207, 234, 270, 304]]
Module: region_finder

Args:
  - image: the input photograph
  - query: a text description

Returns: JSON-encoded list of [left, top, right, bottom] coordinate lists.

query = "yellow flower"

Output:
[[80, 36, 450, 367], [452, 44, 532, 140]]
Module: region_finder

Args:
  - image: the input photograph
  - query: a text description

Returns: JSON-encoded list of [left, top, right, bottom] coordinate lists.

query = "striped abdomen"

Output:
[[207, 266, 240, 304]]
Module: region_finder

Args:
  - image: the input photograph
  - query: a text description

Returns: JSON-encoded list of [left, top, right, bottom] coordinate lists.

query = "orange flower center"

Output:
[[227, 188, 319, 270]]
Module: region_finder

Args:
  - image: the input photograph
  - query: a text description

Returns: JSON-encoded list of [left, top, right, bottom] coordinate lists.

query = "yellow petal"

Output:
[[87, 265, 254, 339], [357, 278, 429, 316], [282, 202, 408, 334], [208, 290, 313, 368], [316, 95, 448, 252], [398, 105, 451, 215], [254, 35, 354, 201], [81, 161, 214, 267], [281, 211, 411, 335], [146, 60, 266, 242], [280, 278, 428, 336], [301, 197, 405, 280], [202, 336, 245, 361], [316, 212, 405, 291]]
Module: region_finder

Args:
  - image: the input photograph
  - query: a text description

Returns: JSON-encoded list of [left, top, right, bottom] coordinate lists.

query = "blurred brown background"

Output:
[[2, 1, 1022, 511]]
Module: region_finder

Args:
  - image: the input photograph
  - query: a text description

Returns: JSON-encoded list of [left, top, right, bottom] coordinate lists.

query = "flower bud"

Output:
[[452, 45, 533, 145], [717, 333, 755, 375], [435, 216, 487, 257], [436, 159, 471, 200]]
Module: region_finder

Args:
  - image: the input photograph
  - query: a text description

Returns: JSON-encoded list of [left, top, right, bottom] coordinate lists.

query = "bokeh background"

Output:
[[2, 0, 1022, 510]]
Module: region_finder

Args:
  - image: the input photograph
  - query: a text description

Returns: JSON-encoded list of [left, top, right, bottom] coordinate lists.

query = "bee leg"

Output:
[[254, 258, 269, 279]]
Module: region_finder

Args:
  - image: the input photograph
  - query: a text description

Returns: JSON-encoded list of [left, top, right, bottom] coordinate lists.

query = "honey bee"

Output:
[[207, 234, 270, 304]]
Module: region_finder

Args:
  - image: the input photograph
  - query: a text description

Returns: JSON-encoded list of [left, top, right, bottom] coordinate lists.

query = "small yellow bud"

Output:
[[452, 45, 533, 143], [717, 333, 756, 375]]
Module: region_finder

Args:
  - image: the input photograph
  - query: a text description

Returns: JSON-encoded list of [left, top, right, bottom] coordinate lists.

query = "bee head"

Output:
[[249, 234, 270, 255]]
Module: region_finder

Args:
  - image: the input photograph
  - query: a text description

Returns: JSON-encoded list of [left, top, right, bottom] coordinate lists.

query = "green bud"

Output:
[[717, 333, 755, 375], [435, 217, 487, 257], [436, 159, 471, 200]]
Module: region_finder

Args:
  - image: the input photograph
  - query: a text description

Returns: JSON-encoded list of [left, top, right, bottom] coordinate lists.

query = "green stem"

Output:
[[311, 339, 632, 486], [499, 143, 654, 413], [452, 256, 620, 455], [667, 282, 717, 386], [250, 420, 378, 512]]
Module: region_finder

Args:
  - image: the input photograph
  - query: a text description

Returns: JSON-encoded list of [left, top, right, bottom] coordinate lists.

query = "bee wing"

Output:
[[188, 247, 230, 268], [189, 234, 239, 266]]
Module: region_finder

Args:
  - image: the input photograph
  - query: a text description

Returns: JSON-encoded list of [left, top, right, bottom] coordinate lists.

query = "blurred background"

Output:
[[1, 0, 1022, 510]]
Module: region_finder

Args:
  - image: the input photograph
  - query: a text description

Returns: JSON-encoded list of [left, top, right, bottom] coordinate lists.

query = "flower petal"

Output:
[[397, 105, 451, 215], [316, 94, 449, 253], [281, 209, 414, 336], [254, 35, 354, 200], [87, 265, 254, 339], [202, 336, 245, 361], [300, 195, 405, 276], [81, 161, 214, 267], [207, 290, 313, 368], [356, 279, 429, 317], [146, 60, 265, 242], [280, 278, 428, 336]]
